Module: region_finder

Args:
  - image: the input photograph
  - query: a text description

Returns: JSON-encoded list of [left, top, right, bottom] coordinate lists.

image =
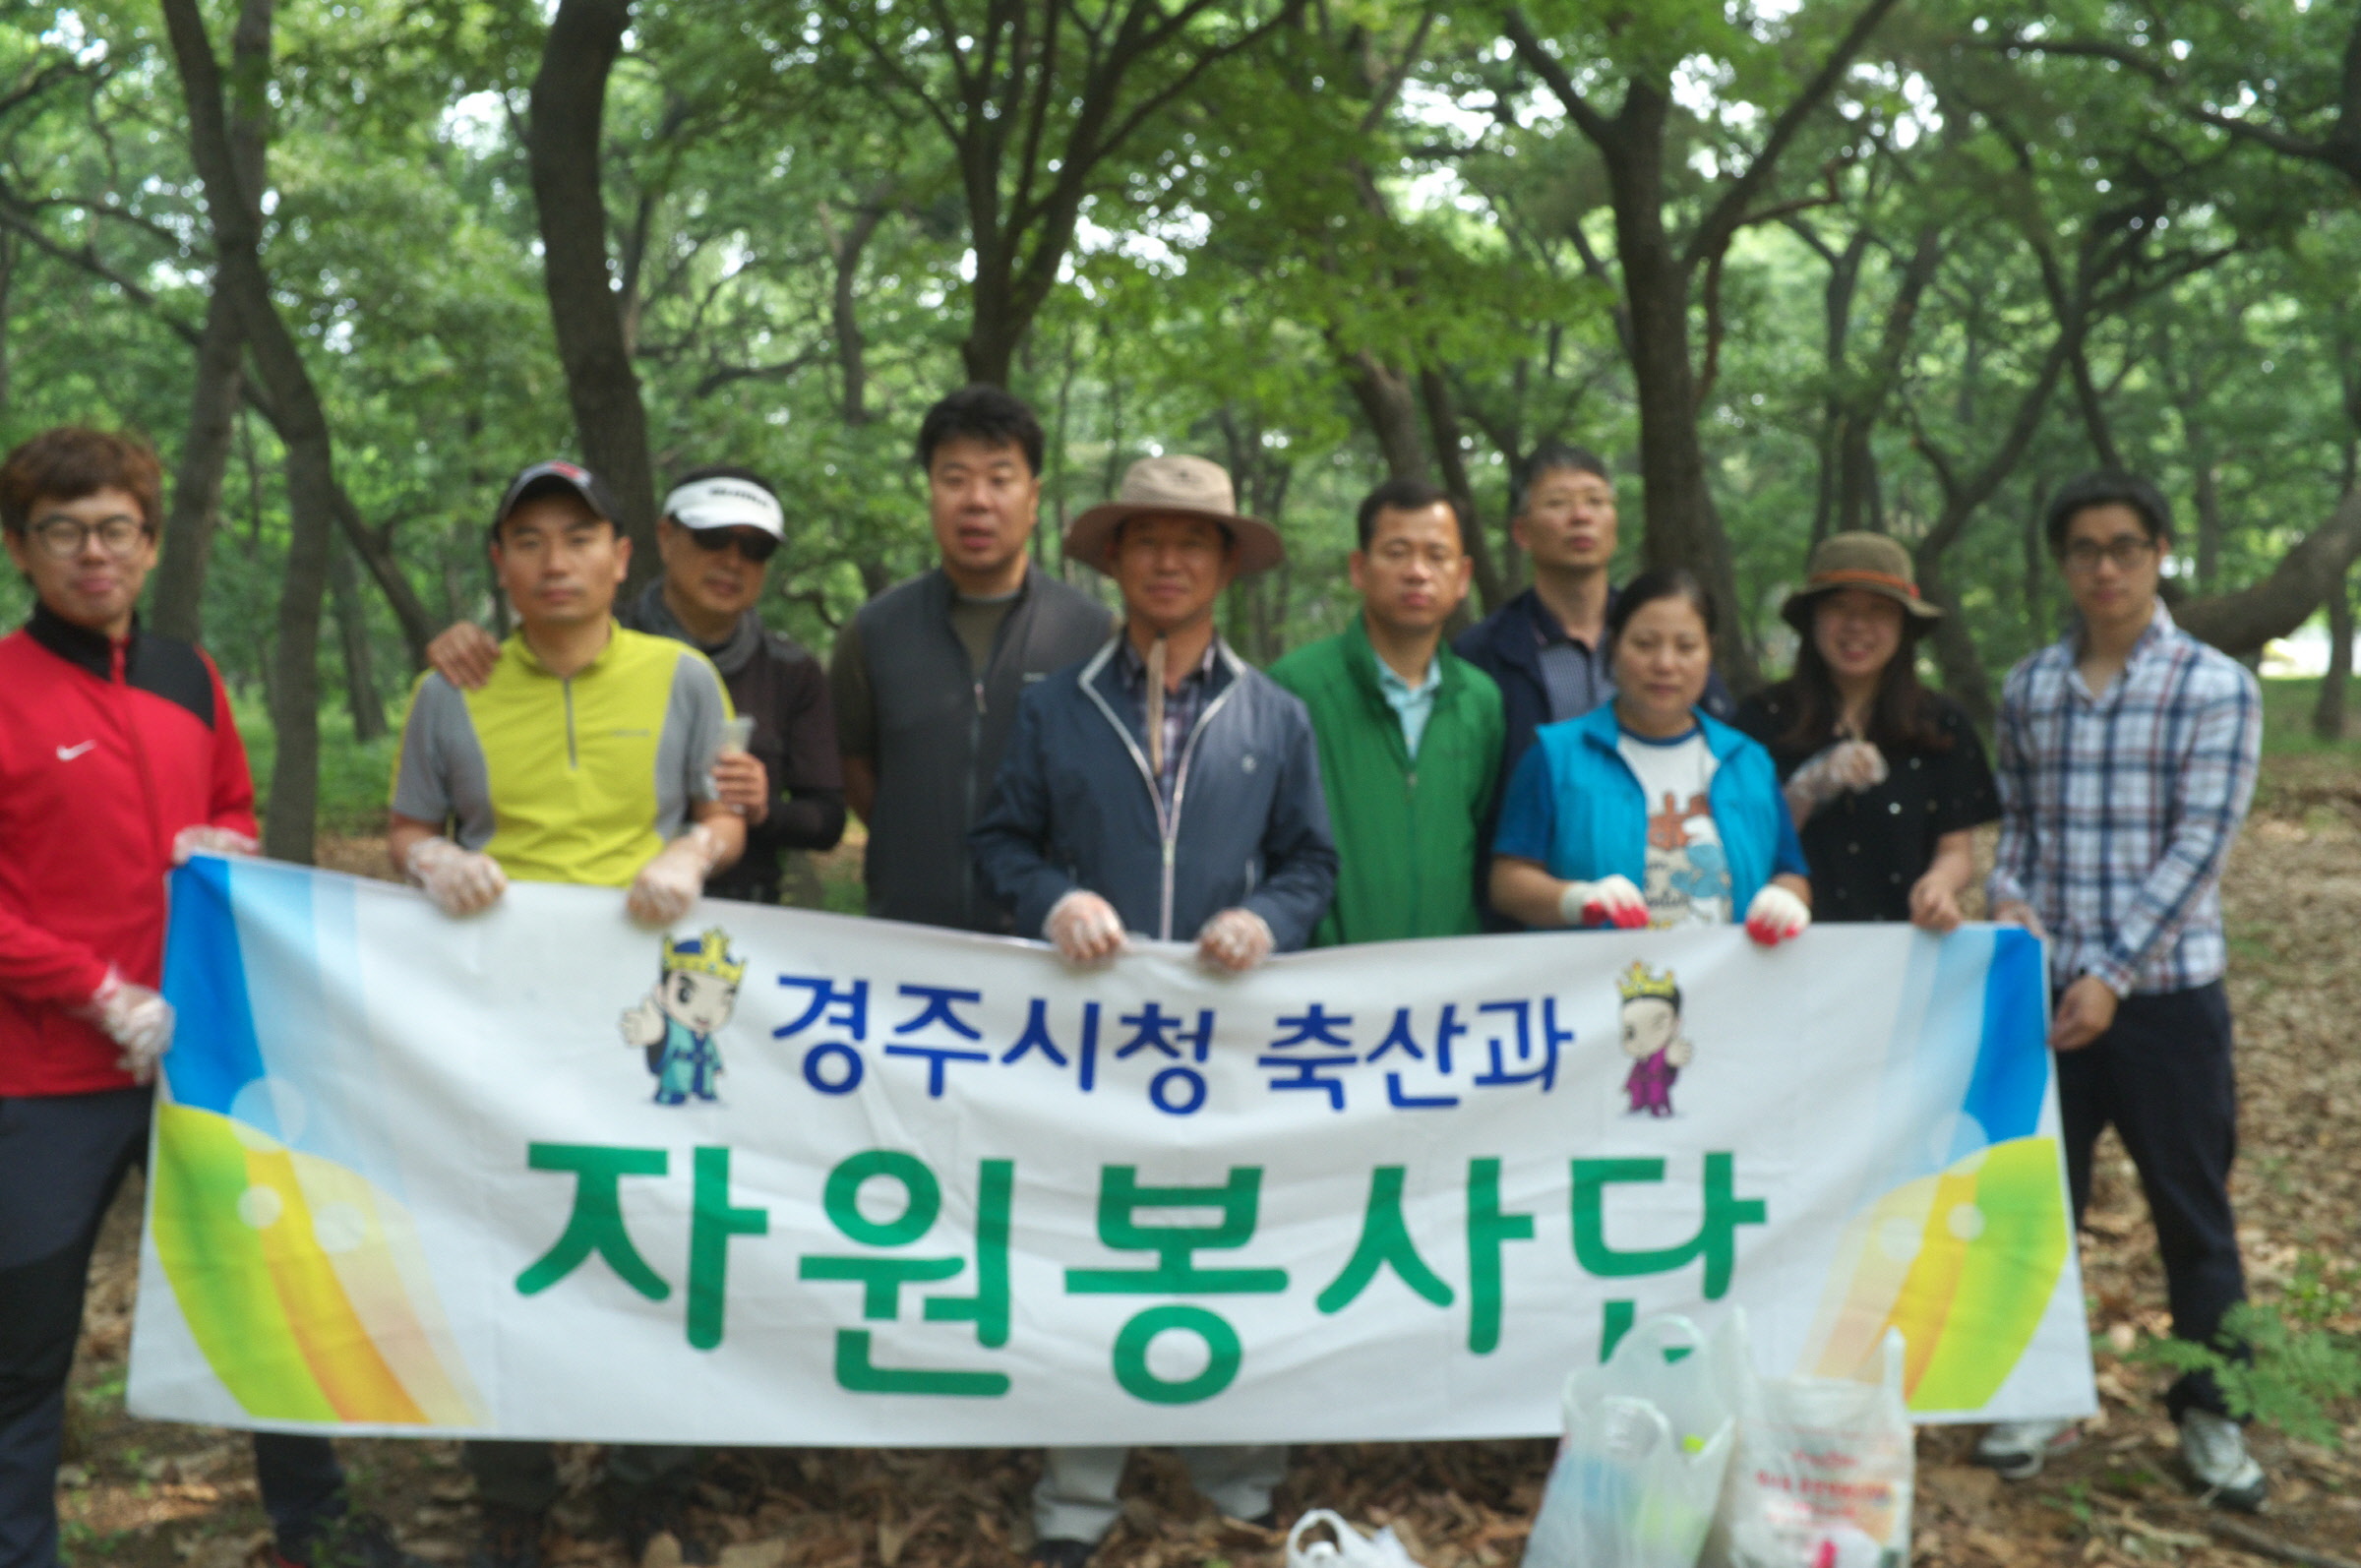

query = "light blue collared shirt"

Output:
[[1376, 654, 1442, 758]]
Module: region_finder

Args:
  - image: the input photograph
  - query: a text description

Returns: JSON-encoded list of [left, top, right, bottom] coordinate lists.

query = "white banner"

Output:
[[128, 857, 2095, 1443]]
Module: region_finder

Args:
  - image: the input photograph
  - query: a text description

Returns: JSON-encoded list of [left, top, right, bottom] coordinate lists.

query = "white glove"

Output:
[[626, 823, 722, 926], [1744, 883, 1812, 946], [1785, 739, 1888, 819], [404, 836, 508, 916], [1197, 907, 1275, 972], [77, 966, 174, 1082], [1046, 889, 1125, 964], [171, 825, 260, 865], [1558, 874, 1650, 930]]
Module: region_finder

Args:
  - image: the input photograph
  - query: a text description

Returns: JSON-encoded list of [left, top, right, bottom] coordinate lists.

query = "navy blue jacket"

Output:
[[1454, 585, 1735, 806], [970, 637, 1338, 951]]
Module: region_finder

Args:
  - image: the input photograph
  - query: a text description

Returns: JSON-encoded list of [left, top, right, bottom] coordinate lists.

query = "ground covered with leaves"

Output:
[[56, 763, 2360, 1568]]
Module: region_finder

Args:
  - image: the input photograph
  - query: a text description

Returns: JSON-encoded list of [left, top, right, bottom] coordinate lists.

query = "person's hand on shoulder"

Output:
[[1785, 739, 1889, 819], [425, 623, 502, 691]]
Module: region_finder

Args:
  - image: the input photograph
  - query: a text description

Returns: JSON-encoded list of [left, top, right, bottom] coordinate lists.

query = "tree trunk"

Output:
[[328, 527, 386, 742], [2177, 487, 2361, 655], [161, 0, 342, 865], [528, 0, 659, 582], [1596, 87, 1754, 685], [2315, 563, 2353, 741], [0, 229, 14, 415], [1343, 350, 1426, 479], [820, 196, 885, 426], [1418, 368, 1505, 611], [2192, 454, 2224, 594], [150, 289, 244, 643], [151, 0, 270, 646], [1912, 550, 1992, 728]]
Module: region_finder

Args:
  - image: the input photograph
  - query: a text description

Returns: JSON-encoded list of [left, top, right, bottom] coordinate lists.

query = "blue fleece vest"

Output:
[[1520, 705, 1792, 913]]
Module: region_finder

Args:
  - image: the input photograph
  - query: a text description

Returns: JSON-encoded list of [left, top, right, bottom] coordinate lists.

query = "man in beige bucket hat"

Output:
[[971, 454, 1335, 1564]]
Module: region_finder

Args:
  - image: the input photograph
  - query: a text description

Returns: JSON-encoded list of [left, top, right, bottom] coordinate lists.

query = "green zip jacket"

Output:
[[1268, 618, 1504, 946]]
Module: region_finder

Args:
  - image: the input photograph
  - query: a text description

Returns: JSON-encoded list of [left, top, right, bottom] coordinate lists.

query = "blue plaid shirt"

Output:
[[1987, 602, 2261, 995]]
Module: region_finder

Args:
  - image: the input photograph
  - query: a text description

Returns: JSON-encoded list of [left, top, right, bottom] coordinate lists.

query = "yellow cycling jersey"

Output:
[[392, 625, 733, 887]]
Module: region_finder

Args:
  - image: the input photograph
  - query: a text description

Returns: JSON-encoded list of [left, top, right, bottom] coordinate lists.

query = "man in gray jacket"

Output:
[[970, 455, 1337, 1566], [830, 386, 1114, 932]]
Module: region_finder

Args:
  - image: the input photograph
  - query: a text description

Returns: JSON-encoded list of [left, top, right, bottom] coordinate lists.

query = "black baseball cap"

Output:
[[490, 459, 621, 538]]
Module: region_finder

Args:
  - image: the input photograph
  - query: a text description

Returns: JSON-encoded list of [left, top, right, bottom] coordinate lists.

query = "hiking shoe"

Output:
[[2179, 1409, 2268, 1512], [1972, 1418, 2081, 1479], [1028, 1539, 1096, 1568], [468, 1503, 546, 1568], [609, 1484, 715, 1566], [273, 1512, 430, 1568]]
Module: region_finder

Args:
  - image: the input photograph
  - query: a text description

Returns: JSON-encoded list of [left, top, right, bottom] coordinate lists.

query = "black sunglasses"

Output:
[[683, 527, 780, 564]]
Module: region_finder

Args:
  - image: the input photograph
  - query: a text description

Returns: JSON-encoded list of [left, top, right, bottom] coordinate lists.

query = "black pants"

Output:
[[2055, 981, 2247, 1419], [0, 1089, 350, 1568]]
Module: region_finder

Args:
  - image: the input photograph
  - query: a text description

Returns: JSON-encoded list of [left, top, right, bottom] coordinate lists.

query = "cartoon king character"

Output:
[[621, 928, 746, 1105], [1616, 959, 1692, 1117]]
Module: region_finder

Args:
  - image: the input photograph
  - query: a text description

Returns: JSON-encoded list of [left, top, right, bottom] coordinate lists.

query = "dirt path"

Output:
[[56, 771, 2359, 1568]]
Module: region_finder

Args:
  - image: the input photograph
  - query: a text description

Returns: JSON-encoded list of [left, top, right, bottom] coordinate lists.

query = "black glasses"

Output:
[[2060, 536, 2157, 574], [28, 515, 151, 561], [683, 527, 779, 564]]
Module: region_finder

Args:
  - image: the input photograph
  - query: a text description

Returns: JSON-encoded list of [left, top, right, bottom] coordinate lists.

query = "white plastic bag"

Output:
[[1523, 1313, 1744, 1568], [1705, 1330, 1913, 1568], [1284, 1509, 1424, 1568]]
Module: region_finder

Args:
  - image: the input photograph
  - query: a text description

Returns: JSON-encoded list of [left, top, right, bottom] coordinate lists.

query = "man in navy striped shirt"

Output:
[[1974, 472, 2265, 1510]]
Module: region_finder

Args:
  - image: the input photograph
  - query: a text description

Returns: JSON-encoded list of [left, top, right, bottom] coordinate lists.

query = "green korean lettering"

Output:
[[1571, 1152, 1767, 1297], [800, 1150, 1011, 1398], [687, 1147, 768, 1351], [1112, 1304, 1242, 1406], [1316, 1166, 1453, 1313], [922, 1159, 1013, 1347], [1466, 1157, 1535, 1355], [515, 1143, 670, 1301], [1065, 1166, 1288, 1295]]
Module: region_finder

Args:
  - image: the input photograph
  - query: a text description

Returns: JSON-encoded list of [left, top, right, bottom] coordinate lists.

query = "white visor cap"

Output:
[[663, 476, 785, 540]]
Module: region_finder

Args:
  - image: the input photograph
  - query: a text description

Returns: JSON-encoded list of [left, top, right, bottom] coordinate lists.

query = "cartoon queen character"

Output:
[[1616, 959, 1693, 1117], [621, 928, 746, 1105]]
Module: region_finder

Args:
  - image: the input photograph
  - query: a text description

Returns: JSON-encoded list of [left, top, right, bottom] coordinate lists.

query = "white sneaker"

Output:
[[1973, 1418, 2082, 1479], [2179, 1409, 2268, 1511]]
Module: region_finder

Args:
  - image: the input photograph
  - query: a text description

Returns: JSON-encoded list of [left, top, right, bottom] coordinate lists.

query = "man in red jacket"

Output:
[[0, 428, 413, 1568]]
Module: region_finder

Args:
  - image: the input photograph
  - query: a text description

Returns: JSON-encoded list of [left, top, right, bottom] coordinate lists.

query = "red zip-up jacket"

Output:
[[0, 604, 257, 1097]]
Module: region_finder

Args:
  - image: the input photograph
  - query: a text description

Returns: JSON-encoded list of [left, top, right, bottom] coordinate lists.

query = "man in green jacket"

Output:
[[1271, 478, 1503, 944]]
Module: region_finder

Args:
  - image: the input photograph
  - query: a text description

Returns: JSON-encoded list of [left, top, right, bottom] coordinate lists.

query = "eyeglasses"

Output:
[[26, 515, 151, 561], [2061, 536, 2157, 574], [682, 527, 779, 564]]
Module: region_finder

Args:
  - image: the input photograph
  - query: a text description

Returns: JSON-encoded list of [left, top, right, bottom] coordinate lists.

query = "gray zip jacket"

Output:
[[969, 636, 1338, 950]]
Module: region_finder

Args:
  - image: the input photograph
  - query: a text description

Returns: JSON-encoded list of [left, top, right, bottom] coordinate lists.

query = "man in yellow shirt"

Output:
[[386, 460, 744, 1568]]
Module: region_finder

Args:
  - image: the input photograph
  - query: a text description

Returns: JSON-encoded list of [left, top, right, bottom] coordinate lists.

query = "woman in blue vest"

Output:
[[1488, 569, 1812, 943]]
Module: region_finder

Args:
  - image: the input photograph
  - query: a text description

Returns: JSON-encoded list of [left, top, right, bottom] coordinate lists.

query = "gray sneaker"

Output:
[[1972, 1418, 2081, 1479], [2179, 1409, 2268, 1511]]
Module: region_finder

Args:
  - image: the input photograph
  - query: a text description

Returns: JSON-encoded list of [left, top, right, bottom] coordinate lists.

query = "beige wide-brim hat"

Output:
[[1780, 530, 1943, 634], [1063, 454, 1286, 576]]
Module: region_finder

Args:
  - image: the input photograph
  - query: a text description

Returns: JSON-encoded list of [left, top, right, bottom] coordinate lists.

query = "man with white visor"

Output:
[[429, 465, 844, 905]]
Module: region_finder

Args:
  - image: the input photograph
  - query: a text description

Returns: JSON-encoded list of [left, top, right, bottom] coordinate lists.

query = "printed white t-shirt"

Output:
[[1616, 726, 1733, 928]]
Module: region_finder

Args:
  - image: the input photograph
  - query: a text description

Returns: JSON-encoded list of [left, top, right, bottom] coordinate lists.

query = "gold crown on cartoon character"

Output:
[[1615, 959, 1679, 1004], [661, 928, 747, 987]]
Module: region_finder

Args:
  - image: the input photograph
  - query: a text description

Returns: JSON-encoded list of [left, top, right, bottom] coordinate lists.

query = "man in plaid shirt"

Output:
[[1975, 472, 2265, 1510]]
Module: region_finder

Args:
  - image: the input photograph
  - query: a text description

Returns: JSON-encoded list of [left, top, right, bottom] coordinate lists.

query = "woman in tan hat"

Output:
[[1733, 531, 1998, 931]]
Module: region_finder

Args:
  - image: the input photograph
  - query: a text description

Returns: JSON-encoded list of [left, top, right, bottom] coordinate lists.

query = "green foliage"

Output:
[[4, 0, 2360, 832], [2128, 1269, 2361, 1448]]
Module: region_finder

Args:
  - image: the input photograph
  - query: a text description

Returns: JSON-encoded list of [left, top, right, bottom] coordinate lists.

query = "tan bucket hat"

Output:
[[1063, 455, 1286, 576], [1780, 530, 1942, 634]]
